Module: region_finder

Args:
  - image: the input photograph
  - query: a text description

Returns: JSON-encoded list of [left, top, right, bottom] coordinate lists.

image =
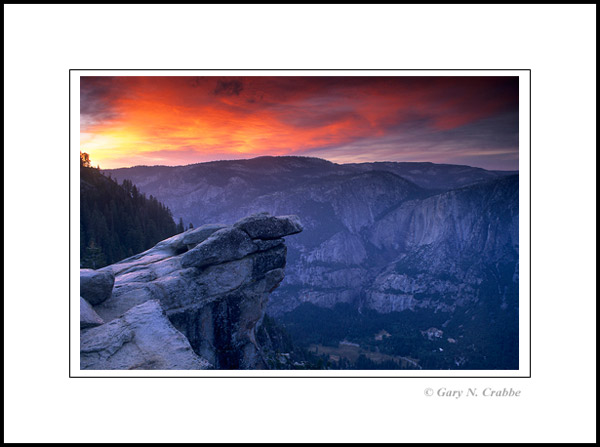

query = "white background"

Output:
[[4, 4, 596, 443]]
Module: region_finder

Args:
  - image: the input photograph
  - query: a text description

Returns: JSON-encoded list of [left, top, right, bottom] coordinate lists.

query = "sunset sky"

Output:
[[80, 76, 519, 170]]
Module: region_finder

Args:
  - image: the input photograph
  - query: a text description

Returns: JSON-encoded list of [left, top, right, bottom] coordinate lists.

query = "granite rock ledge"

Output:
[[80, 212, 302, 370]]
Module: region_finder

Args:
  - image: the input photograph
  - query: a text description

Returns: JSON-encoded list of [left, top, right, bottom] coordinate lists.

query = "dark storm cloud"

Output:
[[214, 80, 244, 96], [80, 77, 123, 129]]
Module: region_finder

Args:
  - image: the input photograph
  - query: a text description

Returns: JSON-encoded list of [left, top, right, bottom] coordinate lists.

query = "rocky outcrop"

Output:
[[80, 212, 302, 370], [234, 212, 303, 239], [180, 227, 258, 269], [80, 300, 211, 370], [80, 269, 115, 305], [80, 297, 104, 329]]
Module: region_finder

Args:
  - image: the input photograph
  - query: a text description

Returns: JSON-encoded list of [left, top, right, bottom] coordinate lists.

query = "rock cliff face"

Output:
[[81, 300, 211, 370], [364, 175, 519, 314], [80, 213, 302, 370]]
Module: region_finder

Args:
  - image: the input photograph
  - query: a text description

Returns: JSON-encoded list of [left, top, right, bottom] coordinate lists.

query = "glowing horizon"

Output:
[[80, 76, 519, 171]]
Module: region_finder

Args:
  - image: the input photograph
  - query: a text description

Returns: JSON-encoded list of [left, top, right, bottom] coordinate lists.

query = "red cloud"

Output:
[[80, 76, 518, 169]]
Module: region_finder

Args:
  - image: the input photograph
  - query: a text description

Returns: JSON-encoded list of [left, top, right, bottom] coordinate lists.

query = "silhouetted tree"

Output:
[[80, 151, 91, 168]]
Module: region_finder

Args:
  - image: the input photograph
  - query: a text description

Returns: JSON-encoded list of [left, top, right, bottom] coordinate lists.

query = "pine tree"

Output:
[[81, 239, 106, 269]]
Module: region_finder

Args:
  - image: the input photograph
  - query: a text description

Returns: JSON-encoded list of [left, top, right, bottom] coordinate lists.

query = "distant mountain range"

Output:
[[104, 156, 519, 369]]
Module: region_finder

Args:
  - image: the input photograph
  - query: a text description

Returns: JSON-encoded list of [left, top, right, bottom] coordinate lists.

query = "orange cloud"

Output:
[[80, 76, 519, 170]]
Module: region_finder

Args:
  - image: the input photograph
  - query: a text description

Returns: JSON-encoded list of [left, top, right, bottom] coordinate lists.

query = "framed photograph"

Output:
[[70, 69, 530, 378]]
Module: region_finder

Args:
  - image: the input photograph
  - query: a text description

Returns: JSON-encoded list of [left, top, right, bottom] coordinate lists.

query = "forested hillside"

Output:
[[80, 153, 183, 268]]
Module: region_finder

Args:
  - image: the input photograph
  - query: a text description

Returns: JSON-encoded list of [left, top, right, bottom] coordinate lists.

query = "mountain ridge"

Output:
[[105, 155, 517, 174]]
